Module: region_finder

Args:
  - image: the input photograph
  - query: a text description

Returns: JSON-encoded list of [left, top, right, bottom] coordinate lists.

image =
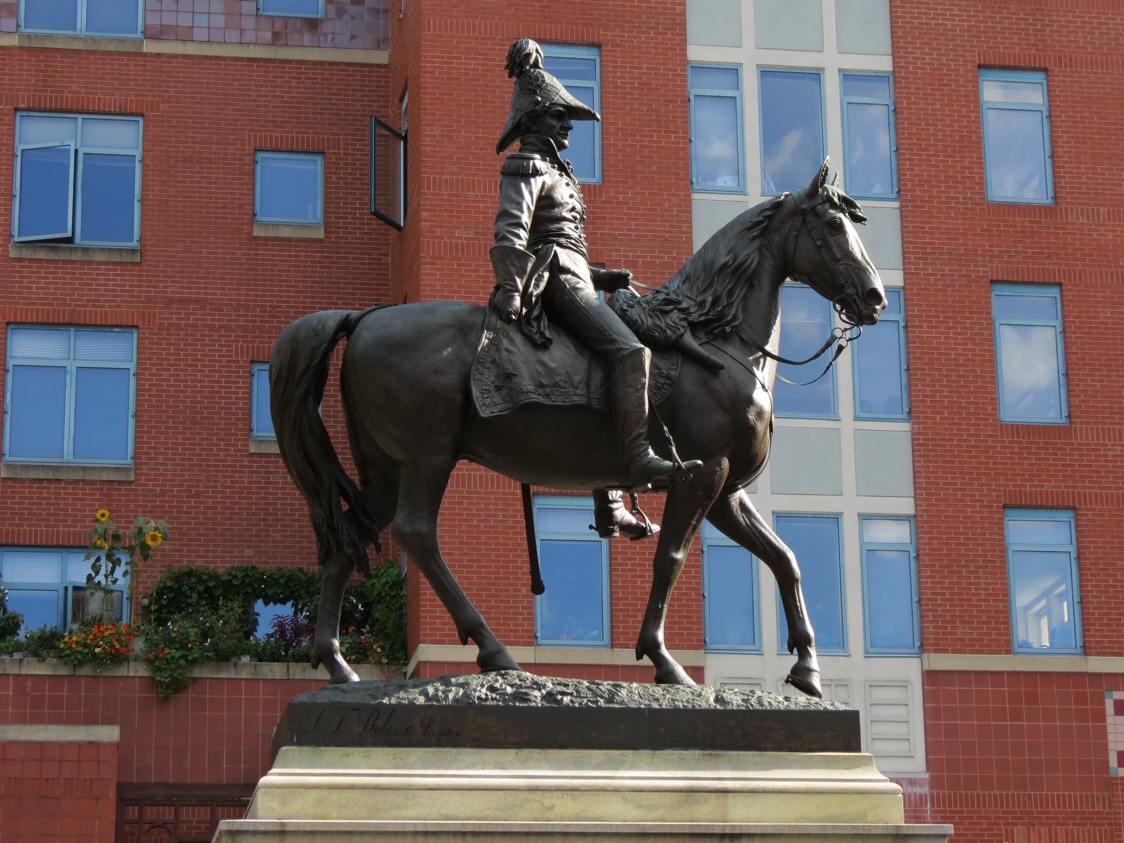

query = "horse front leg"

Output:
[[706, 488, 822, 698], [311, 549, 360, 684], [635, 458, 729, 685]]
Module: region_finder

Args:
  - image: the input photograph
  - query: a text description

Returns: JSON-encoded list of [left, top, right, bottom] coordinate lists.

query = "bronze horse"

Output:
[[270, 161, 885, 697]]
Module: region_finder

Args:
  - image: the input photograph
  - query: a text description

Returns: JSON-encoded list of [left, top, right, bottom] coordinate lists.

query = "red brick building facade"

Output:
[[2, 0, 1124, 840]]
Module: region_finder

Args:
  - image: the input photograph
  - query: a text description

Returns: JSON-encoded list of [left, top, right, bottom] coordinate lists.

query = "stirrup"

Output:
[[591, 493, 660, 541], [629, 454, 702, 489]]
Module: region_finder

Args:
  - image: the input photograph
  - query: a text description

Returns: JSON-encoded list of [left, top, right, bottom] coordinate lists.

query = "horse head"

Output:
[[787, 159, 886, 327]]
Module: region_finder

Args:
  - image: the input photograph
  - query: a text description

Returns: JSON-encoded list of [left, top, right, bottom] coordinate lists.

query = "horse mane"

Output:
[[609, 194, 788, 345]]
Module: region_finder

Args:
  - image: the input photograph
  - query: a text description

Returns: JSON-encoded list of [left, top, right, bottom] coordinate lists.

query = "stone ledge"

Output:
[[216, 819, 953, 842], [0, 723, 120, 743], [922, 653, 1124, 674], [253, 223, 325, 239], [0, 656, 399, 681], [9, 242, 141, 262], [1, 463, 135, 481], [407, 644, 705, 678], [0, 32, 388, 64], [250, 438, 281, 454]]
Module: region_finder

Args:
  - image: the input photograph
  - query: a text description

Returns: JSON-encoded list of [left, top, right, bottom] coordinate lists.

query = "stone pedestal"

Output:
[[213, 673, 951, 841]]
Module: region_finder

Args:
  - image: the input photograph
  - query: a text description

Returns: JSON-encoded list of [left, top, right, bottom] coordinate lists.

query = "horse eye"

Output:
[[827, 217, 844, 231]]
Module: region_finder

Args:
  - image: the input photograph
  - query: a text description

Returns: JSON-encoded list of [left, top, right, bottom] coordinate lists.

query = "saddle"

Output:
[[470, 308, 680, 418]]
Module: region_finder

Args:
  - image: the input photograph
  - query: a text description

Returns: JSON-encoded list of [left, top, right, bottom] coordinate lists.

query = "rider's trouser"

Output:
[[539, 249, 658, 482]]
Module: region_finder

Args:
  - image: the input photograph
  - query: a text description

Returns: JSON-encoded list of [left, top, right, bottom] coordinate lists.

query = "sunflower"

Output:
[[146, 531, 163, 547], [95, 509, 111, 522], [94, 539, 109, 550]]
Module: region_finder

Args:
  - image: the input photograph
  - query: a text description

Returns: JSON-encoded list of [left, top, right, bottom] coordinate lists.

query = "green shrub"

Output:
[[0, 612, 23, 641], [22, 626, 66, 657]]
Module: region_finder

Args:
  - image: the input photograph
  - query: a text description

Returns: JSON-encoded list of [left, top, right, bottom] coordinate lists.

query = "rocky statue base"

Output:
[[214, 673, 951, 842]]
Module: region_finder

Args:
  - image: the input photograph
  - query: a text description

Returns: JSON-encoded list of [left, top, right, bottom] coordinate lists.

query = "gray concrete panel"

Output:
[[686, 0, 743, 47], [692, 198, 748, 252], [858, 206, 902, 271], [854, 429, 914, 497], [770, 427, 842, 495], [754, 0, 823, 52], [835, 0, 892, 55]]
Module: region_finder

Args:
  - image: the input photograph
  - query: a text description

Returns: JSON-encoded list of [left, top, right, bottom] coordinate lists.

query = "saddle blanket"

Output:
[[470, 309, 680, 418]]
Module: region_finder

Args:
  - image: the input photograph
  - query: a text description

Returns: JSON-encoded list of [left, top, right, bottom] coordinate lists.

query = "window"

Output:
[[3, 326, 136, 465], [980, 69, 1053, 204], [688, 64, 745, 193], [774, 514, 846, 654], [853, 287, 908, 420], [370, 118, 406, 230], [701, 520, 760, 652], [19, 0, 141, 36], [860, 517, 919, 655], [774, 284, 837, 418], [1006, 509, 1081, 654], [12, 113, 142, 247], [759, 68, 825, 195], [1, 548, 129, 634], [992, 283, 1067, 423], [258, 0, 322, 18], [254, 151, 323, 225], [533, 496, 609, 647], [542, 45, 601, 184], [840, 72, 897, 200], [250, 363, 275, 439]]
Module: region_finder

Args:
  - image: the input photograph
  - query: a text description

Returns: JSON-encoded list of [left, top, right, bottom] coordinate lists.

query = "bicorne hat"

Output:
[[496, 39, 601, 155]]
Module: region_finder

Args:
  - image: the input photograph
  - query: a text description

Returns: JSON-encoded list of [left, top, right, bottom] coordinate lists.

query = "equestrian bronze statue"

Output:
[[270, 39, 886, 698]]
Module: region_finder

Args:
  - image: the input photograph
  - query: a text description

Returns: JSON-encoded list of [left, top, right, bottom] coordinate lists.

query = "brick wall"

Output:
[[0, 739, 117, 843], [892, 2, 1124, 837], [0, 49, 394, 593]]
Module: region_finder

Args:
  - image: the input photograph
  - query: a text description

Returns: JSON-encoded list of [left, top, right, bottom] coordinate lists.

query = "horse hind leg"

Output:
[[392, 457, 520, 674], [310, 549, 360, 683]]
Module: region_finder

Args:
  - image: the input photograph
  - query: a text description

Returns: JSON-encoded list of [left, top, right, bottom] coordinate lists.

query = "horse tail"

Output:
[[270, 309, 382, 578]]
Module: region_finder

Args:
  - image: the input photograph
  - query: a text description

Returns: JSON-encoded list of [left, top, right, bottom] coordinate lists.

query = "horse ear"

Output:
[[805, 158, 830, 198]]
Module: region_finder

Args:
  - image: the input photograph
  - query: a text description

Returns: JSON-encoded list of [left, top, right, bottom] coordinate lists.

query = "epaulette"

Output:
[[500, 154, 549, 177]]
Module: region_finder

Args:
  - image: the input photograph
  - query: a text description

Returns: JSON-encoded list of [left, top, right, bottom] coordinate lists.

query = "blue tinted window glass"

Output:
[[252, 599, 297, 636], [72, 367, 130, 461], [6, 590, 61, 633], [560, 83, 597, 180], [538, 539, 605, 642], [1010, 550, 1078, 651], [542, 48, 601, 183], [774, 285, 835, 417], [845, 102, 893, 197], [760, 70, 824, 195], [980, 71, 1052, 204], [18, 116, 77, 145], [8, 366, 67, 460], [79, 153, 136, 244], [775, 515, 844, 653], [842, 74, 890, 99], [705, 544, 757, 650], [10, 327, 70, 359], [854, 306, 906, 419], [74, 330, 133, 362], [260, 0, 320, 15], [985, 108, 1049, 201], [537, 507, 591, 534], [84, 0, 139, 34], [257, 154, 322, 223], [691, 65, 739, 91], [993, 294, 1057, 321], [16, 145, 73, 240], [693, 95, 741, 189], [81, 118, 140, 149], [865, 549, 915, 651], [2, 550, 64, 583], [253, 366, 274, 437], [1008, 519, 1071, 546], [22, 0, 79, 31], [543, 55, 596, 82]]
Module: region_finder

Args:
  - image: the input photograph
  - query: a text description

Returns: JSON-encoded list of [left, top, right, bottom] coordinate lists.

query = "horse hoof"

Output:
[[654, 664, 697, 685], [784, 669, 822, 699], [478, 648, 521, 673], [327, 662, 361, 684]]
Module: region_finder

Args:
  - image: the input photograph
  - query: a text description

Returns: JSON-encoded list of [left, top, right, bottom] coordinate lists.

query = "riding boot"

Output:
[[592, 489, 660, 540], [612, 347, 680, 487]]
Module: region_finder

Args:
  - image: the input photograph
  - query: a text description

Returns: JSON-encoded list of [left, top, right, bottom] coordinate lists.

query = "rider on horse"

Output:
[[490, 38, 686, 540]]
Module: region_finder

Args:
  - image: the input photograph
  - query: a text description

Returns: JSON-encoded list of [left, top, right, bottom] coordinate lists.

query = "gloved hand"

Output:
[[591, 268, 633, 293], [491, 288, 522, 323]]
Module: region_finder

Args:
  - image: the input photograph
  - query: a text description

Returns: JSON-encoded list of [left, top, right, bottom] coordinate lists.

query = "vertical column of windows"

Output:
[[542, 45, 602, 184], [688, 64, 745, 193]]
